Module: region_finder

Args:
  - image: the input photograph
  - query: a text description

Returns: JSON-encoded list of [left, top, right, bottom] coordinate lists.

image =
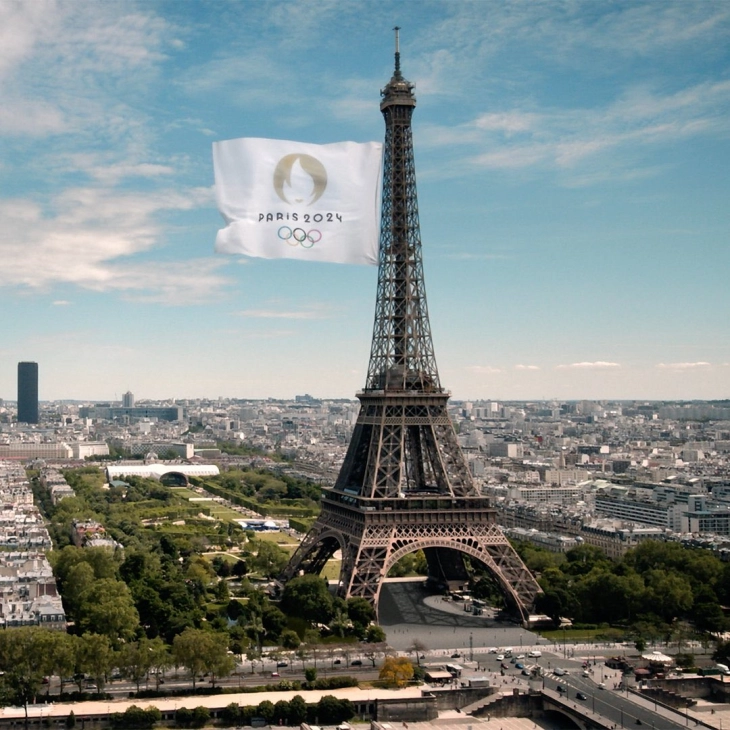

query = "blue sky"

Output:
[[1, 0, 729, 402]]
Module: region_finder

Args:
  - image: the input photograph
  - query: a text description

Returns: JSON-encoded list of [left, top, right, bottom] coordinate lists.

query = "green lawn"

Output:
[[168, 486, 200, 499], [321, 560, 341, 580], [540, 627, 627, 642], [169, 487, 248, 522], [207, 504, 247, 520]]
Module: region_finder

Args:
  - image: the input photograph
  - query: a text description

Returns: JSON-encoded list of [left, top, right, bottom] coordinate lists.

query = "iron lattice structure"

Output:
[[281, 34, 541, 622]]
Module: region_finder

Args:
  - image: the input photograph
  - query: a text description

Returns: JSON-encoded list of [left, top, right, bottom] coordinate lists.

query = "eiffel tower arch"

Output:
[[280, 30, 542, 624]]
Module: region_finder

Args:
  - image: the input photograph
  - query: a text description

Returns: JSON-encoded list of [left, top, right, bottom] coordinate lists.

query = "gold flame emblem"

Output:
[[273, 154, 327, 206]]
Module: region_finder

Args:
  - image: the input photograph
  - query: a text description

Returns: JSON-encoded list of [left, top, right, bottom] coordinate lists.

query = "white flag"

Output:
[[213, 137, 382, 265]]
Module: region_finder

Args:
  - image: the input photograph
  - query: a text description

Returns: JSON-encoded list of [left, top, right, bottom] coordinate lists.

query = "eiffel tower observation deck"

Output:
[[281, 30, 541, 623]]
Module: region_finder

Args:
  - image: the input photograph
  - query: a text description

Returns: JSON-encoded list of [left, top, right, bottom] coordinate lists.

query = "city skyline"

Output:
[[1, 1, 729, 402]]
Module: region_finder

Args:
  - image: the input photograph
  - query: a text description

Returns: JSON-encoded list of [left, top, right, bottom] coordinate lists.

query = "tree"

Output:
[[408, 639, 428, 666], [76, 578, 140, 646], [250, 541, 289, 579], [346, 597, 375, 628], [288, 695, 307, 725], [280, 629, 301, 650], [245, 613, 266, 654], [199, 631, 235, 687], [256, 700, 275, 724], [693, 599, 727, 633], [713, 641, 730, 666], [172, 628, 208, 689], [262, 605, 287, 641], [0, 628, 54, 729], [564, 544, 611, 576], [646, 569, 694, 623], [273, 700, 290, 725], [119, 640, 153, 692], [330, 607, 351, 638], [366, 625, 386, 643], [215, 579, 230, 602], [47, 631, 80, 696], [317, 695, 354, 724], [191, 707, 210, 729], [281, 575, 333, 624], [147, 637, 171, 691], [379, 656, 414, 688], [79, 633, 113, 694]]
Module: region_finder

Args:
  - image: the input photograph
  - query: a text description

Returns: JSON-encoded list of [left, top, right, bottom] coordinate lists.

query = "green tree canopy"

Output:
[[281, 575, 334, 624]]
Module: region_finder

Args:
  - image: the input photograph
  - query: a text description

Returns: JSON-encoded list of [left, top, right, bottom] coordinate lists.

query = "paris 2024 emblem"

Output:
[[267, 154, 341, 249]]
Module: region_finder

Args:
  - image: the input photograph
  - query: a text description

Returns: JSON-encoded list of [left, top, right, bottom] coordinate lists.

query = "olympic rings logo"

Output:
[[278, 226, 322, 248]]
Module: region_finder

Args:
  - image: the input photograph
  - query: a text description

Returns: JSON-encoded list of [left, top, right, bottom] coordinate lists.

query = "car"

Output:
[[556, 685, 565, 693], [598, 682, 606, 689], [271, 672, 280, 678], [510, 657, 516, 664], [276, 661, 288, 668], [496, 654, 505, 661], [488, 648, 498, 654], [521, 669, 530, 676], [351, 659, 362, 666], [516, 654, 525, 660], [500, 662, 509, 669], [333, 659, 342, 665], [582, 670, 590, 677], [576, 692, 587, 701], [451, 653, 461, 659], [515, 663, 524, 669]]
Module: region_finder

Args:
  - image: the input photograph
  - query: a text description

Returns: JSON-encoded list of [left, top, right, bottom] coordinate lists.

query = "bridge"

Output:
[[467, 681, 696, 730]]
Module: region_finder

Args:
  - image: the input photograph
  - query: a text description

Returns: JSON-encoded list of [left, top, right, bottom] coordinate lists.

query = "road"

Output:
[[543, 673, 692, 730]]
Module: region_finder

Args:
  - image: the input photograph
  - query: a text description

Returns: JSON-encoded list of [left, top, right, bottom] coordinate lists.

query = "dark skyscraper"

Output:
[[17, 362, 39, 424]]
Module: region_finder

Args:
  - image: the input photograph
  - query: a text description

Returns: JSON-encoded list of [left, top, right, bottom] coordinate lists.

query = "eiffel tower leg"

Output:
[[339, 525, 393, 608], [279, 518, 343, 585]]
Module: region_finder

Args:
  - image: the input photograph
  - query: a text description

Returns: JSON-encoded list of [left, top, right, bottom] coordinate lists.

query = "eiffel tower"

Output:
[[281, 30, 541, 623]]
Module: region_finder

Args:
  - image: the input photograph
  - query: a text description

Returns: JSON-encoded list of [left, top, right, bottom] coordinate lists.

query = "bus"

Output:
[[445, 664, 463, 678]]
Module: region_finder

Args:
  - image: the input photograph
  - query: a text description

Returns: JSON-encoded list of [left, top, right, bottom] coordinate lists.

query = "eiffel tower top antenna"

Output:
[[368, 27, 440, 395], [393, 26, 401, 76]]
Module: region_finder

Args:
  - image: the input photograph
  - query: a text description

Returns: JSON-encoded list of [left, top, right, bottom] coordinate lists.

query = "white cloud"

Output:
[[466, 365, 503, 375], [52, 300, 70, 306], [0, 185, 224, 303], [234, 307, 332, 321], [656, 361, 711, 370], [425, 78, 730, 181], [474, 112, 537, 134], [557, 362, 621, 370], [515, 364, 540, 371]]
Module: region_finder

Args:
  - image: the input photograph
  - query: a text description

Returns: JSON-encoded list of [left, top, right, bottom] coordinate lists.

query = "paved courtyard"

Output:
[[378, 580, 544, 653]]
